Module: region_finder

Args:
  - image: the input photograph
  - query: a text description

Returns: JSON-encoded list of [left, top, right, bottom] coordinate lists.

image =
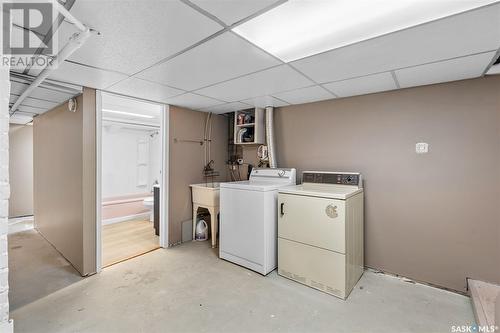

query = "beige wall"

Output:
[[168, 106, 228, 245], [33, 88, 96, 276], [8, 125, 33, 217], [243, 76, 500, 292]]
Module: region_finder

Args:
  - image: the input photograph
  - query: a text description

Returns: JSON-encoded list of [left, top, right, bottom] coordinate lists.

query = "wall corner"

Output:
[[0, 65, 13, 332]]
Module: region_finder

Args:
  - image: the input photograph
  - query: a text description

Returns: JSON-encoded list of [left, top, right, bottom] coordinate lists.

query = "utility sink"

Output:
[[190, 182, 220, 207], [190, 182, 220, 248]]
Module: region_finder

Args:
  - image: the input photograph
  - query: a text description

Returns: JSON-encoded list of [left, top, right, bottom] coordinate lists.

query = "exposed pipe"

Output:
[[265, 106, 277, 168], [53, 1, 87, 32], [207, 112, 213, 163], [203, 112, 210, 167], [9, 6, 98, 115]]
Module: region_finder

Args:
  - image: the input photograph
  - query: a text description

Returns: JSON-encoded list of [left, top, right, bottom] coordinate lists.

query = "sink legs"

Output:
[[193, 204, 219, 248]]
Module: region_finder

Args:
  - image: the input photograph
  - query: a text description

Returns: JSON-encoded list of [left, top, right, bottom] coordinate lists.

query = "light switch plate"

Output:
[[416, 142, 429, 154]]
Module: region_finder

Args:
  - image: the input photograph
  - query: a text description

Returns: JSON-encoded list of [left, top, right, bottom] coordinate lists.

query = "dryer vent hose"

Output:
[[265, 106, 277, 168]]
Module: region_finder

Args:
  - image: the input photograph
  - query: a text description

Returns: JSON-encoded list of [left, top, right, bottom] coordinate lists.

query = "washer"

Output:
[[278, 171, 364, 299], [220, 168, 296, 275]]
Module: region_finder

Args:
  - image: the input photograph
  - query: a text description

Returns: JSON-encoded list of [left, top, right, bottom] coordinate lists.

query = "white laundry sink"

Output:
[[190, 182, 220, 207]]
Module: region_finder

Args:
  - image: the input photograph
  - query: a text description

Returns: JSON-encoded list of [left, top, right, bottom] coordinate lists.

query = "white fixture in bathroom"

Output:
[[143, 197, 154, 222]]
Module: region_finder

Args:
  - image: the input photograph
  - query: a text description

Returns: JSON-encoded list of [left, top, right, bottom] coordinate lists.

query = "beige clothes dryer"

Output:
[[277, 171, 364, 300]]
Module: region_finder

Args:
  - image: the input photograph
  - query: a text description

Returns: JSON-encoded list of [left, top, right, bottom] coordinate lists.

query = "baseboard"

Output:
[[8, 215, 34, 225], [102, 213, 151, 226]]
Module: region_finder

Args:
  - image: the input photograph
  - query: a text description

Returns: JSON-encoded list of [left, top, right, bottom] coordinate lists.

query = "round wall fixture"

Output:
[[68, 98, 78, 112]]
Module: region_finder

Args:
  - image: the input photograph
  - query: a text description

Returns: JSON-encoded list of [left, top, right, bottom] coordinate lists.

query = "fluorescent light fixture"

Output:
[[102, 109, 154, 119], [233, 0, 498, 62]]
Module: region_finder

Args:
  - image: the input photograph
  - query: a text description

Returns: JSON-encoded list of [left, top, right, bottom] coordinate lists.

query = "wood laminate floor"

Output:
[[102, 219, 159, 267]]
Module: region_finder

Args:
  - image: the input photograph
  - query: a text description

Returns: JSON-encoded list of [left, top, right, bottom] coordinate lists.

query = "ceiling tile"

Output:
[[16, 105, 49, 115], [10, 81, 76, 104], [49, 61, 127, 90], [10, 81, 29, 96], [395, 52, 496, 88], [190, 0, 281, 25], [196, 65, 312, 102], [102, 93, 164, 113], [273, 85, 334, 105], [165, 93, 224, 110], [29, 87, 76, 104], [107, 78, 185, 104], [9, 114, 33, 125], [323, 72, 397, 98], [291, 4, 500, 83], [137, 32, 281, 91], [200, 101, 252, 114], [241, 95, 289, 108], [9, 96, 59, 110], [58, 1, 222, 74]]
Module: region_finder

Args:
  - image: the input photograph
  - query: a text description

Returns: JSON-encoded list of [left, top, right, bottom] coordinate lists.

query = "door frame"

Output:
[[95, 90, 169, 273]]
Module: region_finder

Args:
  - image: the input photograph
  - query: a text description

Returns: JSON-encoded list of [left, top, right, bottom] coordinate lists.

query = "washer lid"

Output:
[[278, 184, 363, 200], [220, 180, 294, 192]]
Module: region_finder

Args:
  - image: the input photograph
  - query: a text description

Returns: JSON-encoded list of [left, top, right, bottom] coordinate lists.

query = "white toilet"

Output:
[[143, 197, 154, 222]]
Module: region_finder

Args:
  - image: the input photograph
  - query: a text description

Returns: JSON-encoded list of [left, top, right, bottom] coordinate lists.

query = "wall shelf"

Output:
[[234, 108, 265, 145]]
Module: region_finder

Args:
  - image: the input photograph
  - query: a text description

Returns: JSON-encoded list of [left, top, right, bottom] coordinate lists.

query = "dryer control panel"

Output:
[[302, 172, 361, 187]]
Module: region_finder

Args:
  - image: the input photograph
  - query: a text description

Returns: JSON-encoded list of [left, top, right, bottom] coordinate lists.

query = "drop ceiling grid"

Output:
[[270, 85, 337, 105], [133, 1, 329, 107], [134, 32, 282, 91], [240, 95, 289, 109], [323, 72, 398, 98], [45, 0, 293, 110], [157, 0, 500, 108], [290, 4, 500, 85], [122, 0, 289, 86], [186, 0, 285, 26], [58, 0, 225, 75], [12, 1, 500, 117], [194, 64, 315, 102], [394, 51, 498, 88]]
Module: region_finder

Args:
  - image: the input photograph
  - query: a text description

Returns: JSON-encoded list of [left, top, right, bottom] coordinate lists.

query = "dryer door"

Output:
[[278, 193, 345, 254]]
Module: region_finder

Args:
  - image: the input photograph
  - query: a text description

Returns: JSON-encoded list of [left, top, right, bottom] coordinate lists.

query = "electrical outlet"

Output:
[[416, 142, 429, 154]]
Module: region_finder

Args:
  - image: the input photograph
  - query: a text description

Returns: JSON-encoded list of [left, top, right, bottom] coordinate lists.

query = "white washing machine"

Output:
[[220, 168, 296, 275], [278, 171, 364, 299]]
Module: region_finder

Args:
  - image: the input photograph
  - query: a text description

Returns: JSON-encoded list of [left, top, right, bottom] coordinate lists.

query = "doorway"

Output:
[[96, 92, 168, 270]]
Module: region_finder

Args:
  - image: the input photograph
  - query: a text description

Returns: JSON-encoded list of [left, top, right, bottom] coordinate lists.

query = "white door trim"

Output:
[[95, 90, 103, 273], [95, 91, 169, 273], [159, 104, 169, 248]]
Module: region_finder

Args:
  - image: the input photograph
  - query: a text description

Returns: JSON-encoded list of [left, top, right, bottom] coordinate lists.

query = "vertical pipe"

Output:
[[265, 106, 277, 168], [208, 113, 213, 164]]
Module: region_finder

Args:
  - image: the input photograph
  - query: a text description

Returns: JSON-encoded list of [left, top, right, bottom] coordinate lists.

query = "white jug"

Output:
[[195, 219, 208, 241]]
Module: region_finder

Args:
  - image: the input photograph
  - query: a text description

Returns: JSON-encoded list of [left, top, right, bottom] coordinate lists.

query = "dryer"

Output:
[[278, 171, 364, 299], [220, 168, 296, 275]]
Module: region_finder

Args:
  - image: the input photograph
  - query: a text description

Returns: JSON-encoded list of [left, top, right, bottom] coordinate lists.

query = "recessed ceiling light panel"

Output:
[[233, 0, 498, 62], [102, 109, 154, 119]]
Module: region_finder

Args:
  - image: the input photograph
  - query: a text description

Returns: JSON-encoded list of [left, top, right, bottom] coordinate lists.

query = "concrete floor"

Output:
[[8, 229, 83, 311], [10, 233, 475, 333]]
